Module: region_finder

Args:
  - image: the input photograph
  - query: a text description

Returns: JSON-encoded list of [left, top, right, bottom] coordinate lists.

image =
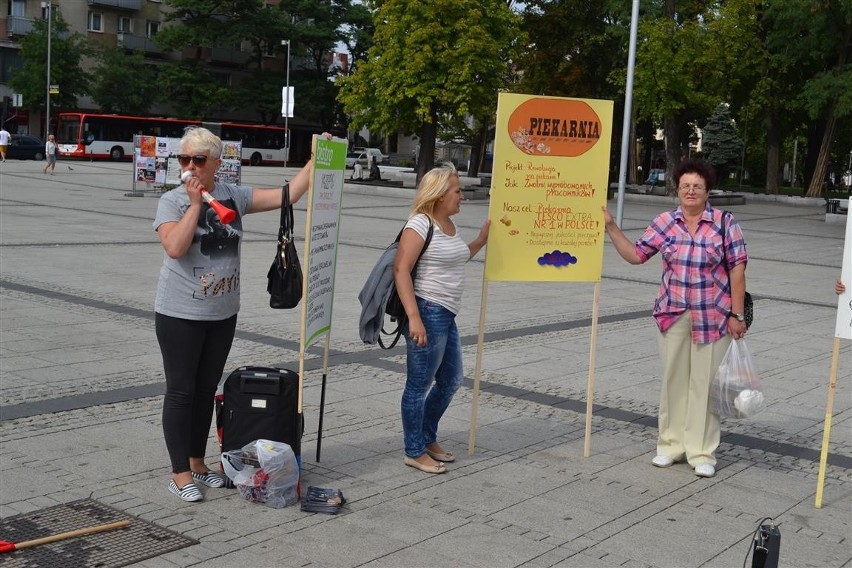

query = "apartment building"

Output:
[[0, 0, 328, 140]]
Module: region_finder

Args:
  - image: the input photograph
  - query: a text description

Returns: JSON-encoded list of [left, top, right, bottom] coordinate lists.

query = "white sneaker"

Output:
[[694, 464, 716, 477], [652, 455, 674, 467]]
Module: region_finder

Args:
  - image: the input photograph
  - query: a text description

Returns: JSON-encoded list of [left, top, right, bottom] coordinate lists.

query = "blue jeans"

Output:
[[401, 298, 463, 458]]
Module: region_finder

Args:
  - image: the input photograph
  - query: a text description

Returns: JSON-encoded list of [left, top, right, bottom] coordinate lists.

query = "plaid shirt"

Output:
[[635, 206, 748, 344]]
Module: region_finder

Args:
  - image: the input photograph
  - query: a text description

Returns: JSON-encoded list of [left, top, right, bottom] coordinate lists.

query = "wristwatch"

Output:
[[729, 312, 746, 322]]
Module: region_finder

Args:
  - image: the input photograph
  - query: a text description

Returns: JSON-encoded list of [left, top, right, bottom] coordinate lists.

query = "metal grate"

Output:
[[0, 498, 197, 568]]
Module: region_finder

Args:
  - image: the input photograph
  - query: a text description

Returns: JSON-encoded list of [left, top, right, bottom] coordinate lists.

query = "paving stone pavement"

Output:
[[1, 159, 850, 568]]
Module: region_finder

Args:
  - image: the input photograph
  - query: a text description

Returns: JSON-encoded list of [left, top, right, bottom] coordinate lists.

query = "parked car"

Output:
[[352, 147, 387, 165], [7, 135, 46, 161], [345, 151, 369, 169]]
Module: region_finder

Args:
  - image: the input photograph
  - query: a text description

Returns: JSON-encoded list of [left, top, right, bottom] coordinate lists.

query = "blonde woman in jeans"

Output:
[[393, 163, 489, 474]]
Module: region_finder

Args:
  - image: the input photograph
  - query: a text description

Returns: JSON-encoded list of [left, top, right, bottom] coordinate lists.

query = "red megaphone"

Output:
[[181, 171, 237, 224], [201, 190, 236, 224]]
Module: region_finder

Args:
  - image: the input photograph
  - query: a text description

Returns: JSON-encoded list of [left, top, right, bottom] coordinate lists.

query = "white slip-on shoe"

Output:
[[652, 455, 675, 468], [694, 464, 716, 477]]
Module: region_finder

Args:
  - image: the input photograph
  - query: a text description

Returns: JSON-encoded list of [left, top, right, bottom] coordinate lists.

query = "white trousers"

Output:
[[656, 313, 730, 466]]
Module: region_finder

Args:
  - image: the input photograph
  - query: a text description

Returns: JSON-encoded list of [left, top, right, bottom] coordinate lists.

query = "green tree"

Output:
[[632, 6, 715, 191], [631, 1, 761, 192], [761, 1, 852, 197], [89, 48, 160, 115], [517, 0, 629, 101], [338, 0, 521, 179], [8, 12, 92, 135], [155, 63, 232, 119], [278, 0, 355, 130], [158, 0, 361, 127], [155, 0, 289, 117], [701, 103, 744, 184]]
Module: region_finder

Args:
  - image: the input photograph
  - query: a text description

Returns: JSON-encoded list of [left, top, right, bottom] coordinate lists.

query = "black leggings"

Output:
[[156, 312, 237, 474]]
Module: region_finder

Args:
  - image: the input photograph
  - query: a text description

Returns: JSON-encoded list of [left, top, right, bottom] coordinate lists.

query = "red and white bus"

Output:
[[56, 112, 289, 166]]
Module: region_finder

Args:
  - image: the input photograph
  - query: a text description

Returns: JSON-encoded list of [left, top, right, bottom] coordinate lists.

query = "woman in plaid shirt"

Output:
[[602, 159, 748, 478]]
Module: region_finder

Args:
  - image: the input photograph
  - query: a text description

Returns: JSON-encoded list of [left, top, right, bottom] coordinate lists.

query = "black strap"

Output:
[[278, 184, 293, 247], [394, 220, 434, 255], [720, 210, 735, 271], [378, 219, 434, 349]]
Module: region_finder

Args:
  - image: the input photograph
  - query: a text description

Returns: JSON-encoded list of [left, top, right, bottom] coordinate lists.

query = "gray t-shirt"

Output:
[[153, 182, 253, 320]]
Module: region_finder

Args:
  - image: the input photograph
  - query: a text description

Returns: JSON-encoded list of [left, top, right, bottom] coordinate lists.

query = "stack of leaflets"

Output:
[[300, 486, 346, 514]]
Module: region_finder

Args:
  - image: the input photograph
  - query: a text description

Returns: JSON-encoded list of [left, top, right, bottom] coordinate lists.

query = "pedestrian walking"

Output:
[[44, 135, 57, 175], [0, 127, 10, 162]]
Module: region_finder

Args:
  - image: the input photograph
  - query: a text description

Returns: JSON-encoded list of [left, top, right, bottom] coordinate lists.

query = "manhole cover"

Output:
[[0, 498, 197, 568]]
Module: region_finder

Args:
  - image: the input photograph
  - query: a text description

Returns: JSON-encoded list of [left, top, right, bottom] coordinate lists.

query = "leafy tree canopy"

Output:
[[338, 0, 521, 170], [156, 63, 233, 119], [8, 13, 92, 121], [517, 0, 629, 101], [90, 48, 160, 115]]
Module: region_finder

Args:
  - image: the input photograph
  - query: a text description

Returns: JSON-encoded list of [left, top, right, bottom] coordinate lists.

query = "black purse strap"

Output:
[[276, 185, 295, 271], [278, 184, 294, 245], [394, 219, 434, 264]]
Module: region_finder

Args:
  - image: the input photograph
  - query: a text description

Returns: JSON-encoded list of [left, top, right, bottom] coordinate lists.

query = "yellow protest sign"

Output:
[[485, 93, 613, 282]]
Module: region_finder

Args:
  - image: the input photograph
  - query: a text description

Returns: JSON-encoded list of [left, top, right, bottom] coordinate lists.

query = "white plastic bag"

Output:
[[710, 339, 765, 419], [222, 439, 300, 508]]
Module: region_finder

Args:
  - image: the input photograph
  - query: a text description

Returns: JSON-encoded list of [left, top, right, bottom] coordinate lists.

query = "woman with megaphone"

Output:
[[153, 126, 331, 502]]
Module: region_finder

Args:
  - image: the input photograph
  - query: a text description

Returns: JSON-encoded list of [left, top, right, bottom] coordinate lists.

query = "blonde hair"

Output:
[[180, 126, 222, 158], [410, 163, 458, 220]]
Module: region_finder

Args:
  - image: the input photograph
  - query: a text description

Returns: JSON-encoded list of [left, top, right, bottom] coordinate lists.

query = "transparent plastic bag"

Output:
[[222, 439, 300, 508], [710, 339, 765, 419]]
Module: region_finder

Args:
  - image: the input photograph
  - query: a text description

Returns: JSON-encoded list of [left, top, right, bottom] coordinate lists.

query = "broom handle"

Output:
[[14, 520, 130, 550]]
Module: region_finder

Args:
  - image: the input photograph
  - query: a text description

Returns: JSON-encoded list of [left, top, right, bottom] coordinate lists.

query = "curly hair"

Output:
[[673, 159, 717, 189]]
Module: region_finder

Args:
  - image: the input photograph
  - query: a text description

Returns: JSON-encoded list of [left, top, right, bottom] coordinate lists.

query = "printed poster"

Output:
[[135, 157, 155, 183], [485, 94, 614, 282], [216, 142, 242, 185], [303, 137, 347, 348], [139, 135, 156, 158], [156, 137, 170, 158], [132, 137, 242, 189]]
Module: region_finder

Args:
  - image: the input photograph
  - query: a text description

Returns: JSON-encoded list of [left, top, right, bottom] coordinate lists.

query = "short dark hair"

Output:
[[674, 159, 716, 189]]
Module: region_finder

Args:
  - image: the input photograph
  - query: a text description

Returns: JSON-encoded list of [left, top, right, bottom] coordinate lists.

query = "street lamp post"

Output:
[[281, 39, 291, 169], [41, 1, 52, 140]]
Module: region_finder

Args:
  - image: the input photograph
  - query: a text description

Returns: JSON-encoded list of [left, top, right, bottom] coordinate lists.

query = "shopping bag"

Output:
[[222, 439, 300, 508], [710, 339, 765, 419]]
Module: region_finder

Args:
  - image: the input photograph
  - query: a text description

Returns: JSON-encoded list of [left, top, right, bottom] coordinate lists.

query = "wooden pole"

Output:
[[9, 520, 130, 552], [296, 136, 319, 415], [467, 278, 490, 456], [815, 337, 841, 508], [583, 281, 602, 457]]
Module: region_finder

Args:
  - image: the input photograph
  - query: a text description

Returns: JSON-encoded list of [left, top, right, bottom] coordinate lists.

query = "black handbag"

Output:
[[267, 185, 303, 309], [722, 211, 753, 328]]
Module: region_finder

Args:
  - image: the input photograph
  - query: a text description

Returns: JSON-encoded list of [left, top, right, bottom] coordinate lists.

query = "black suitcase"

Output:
[[217, 366, 303, 458]]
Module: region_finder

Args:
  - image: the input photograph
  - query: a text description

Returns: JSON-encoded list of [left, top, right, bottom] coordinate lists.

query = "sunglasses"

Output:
[[176, 154, 208, 167]]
